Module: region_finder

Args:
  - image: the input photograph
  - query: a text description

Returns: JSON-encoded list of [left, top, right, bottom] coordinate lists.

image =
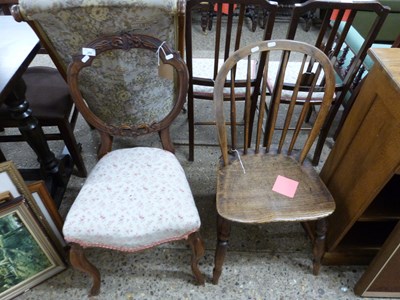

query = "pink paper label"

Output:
[[272, 175, 299, 198]]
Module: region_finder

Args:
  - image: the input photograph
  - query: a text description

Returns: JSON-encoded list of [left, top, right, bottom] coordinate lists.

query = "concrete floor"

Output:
[[1, 15, 388, 300]]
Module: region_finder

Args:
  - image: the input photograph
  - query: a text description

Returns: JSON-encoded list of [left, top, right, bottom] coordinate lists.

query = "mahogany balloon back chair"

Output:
[[185, 0, 279, 161], [212, 39, 336, 284], [67, 33, 204, 296], [12, 0, 203, 296]]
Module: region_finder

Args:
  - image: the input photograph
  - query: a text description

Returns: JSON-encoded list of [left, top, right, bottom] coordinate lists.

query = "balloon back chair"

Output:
[[63, 33, 204, 296], [12, 0, 202, 296], [212, 39, 336, 284], [185, 0, 279, 161]]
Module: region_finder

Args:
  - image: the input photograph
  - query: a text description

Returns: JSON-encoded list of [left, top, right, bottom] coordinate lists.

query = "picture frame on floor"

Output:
[[27, 181, 66, 247], [0, 161, 66, 256], [0, 197, 66, 300]]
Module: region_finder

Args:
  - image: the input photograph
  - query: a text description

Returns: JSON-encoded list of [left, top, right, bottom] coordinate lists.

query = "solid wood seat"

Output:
[[217, 150, 335, 223]]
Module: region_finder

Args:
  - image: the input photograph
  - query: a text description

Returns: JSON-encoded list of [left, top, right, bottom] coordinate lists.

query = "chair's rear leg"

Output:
[[188, 94, 195, 161], [69, 243, 101, 296], [312, 218, 327, 275], [187, 231, 205, 285], [212, 215, 231, 284]]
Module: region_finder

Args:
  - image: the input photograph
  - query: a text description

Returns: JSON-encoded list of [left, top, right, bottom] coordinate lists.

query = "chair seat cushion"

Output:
[[267, 61, 328, 103], [63, 147, 201, 252], [216, 150, 335, 223], [192, 58, 257, 96]]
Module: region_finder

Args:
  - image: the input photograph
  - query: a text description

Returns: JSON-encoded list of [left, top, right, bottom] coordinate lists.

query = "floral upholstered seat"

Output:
[[63, 147, 201, 252]]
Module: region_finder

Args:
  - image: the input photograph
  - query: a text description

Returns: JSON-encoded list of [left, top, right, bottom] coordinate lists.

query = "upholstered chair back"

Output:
[[13, 0, 185, 128]]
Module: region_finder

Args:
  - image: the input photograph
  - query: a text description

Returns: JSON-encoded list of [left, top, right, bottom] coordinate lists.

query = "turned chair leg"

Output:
[[69, 243, 101, 296], [187, 231, 205, 285], [312, 218, 327, 275], [212, 215, 231, 284]]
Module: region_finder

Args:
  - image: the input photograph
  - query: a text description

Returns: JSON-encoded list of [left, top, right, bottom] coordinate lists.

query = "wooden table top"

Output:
[[368, 47, 400, 93], [0, 16, 40, 103]]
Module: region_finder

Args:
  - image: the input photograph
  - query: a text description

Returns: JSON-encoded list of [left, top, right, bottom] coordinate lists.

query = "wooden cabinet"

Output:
[[354, 221, 400, 297], [320, 47, 400, 265]]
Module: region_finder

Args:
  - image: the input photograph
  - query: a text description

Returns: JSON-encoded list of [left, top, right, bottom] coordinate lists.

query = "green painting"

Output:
[[0, 212, 52, 293]]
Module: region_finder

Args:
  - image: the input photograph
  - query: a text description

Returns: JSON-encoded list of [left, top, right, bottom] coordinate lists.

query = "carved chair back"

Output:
[[13, 0, 186, 158], [67, 33, 188, 157]]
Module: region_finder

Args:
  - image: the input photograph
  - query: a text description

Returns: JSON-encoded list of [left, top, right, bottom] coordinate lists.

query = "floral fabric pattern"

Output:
[[19, 0, 181, 126], [63, 147, 201, 251]]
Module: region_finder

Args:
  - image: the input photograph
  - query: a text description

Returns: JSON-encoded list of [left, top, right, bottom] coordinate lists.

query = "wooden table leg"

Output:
[[4, 77, 72, 207]]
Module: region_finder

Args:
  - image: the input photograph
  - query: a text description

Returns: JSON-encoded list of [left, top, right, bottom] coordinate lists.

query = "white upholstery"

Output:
[[192, 58, 257, 95], [267, 61, 326, 102], [63, 147, 201, 252]]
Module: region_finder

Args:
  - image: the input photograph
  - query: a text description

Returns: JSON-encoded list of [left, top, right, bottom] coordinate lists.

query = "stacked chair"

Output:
[[185, 0, 279, 161], [281, 0, 390, 165]]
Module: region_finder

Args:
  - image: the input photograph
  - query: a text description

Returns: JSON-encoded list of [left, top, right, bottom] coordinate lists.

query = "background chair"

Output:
[[0, 66, 87, 177], [333, 32, 400, 134], [1, 3, 86, 176], [14, 0, 185, 79], [185, 0, 279, 161], [63, 33, 204, 296], [211, 39, 336, 284], [283, 0, 390, 165]]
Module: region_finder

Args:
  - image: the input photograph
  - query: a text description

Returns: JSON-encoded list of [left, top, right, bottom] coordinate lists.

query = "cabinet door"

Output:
[[354, 221, 400, 297], [321, 49, 400, 251]]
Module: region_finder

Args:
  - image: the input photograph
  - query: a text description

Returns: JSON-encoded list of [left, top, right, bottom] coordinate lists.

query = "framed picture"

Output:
[[28, 181, 66, 248], [0, 197, 66, 300], [0, 161, 66, 256]]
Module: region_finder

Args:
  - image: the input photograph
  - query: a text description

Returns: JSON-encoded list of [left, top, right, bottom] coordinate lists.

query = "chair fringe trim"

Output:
[[64, 228, 199, 253]]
